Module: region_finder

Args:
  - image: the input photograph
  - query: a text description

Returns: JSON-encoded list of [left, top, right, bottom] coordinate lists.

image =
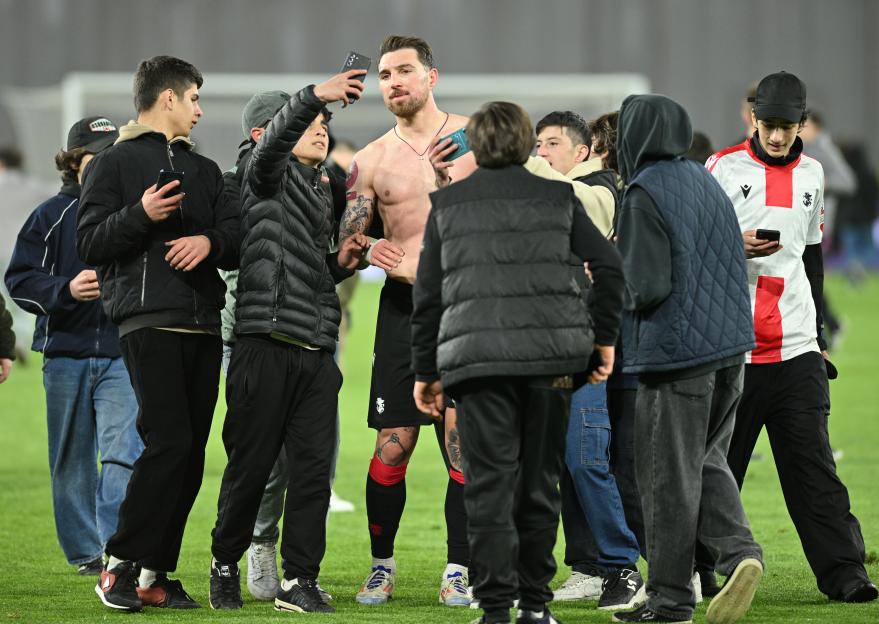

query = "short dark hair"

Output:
[[133, 55, 203, 114], [588, 111, 619, 173], [0, 146, 23, 169], [54, 147, 90, 185], [685, 131, 715, 165], [535, 111, 591, 147], [380, 35, 435, 69], [467, 101, 535, 169]]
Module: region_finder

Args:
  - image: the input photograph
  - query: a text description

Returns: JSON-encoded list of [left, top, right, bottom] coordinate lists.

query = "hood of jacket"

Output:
[[617, 94, 692, 183], [116, 120, 195, 147]]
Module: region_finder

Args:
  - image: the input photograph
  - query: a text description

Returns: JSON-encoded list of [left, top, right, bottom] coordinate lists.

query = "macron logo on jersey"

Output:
[[741, 184, 752, 198]]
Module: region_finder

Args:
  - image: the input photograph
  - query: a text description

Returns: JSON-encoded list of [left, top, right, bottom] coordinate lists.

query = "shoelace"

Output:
[[445, 572, 468, 594], [364, 568, 391, 591], [249, 545, 273, 578], [562, 574, 589, 589], [602, 569, 634, 592], [113, 565, 138, 592]]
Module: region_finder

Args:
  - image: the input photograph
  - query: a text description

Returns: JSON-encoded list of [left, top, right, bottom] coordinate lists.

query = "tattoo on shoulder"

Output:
[[346, 161, 359, 190], [340, 194, 373, 239]]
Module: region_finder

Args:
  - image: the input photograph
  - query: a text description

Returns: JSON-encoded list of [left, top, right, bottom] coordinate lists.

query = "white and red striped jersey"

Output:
[[707, 139, 824, 364]]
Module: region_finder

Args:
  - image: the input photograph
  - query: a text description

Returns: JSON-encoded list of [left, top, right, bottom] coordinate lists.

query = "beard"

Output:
[[385, 88, 429, 118]]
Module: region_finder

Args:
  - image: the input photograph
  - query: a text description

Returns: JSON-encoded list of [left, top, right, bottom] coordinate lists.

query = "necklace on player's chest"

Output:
[[393, 112, 450, 160]]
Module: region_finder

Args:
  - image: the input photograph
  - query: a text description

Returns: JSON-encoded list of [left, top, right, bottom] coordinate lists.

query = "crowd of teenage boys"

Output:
[[0, 34, 876, 624]]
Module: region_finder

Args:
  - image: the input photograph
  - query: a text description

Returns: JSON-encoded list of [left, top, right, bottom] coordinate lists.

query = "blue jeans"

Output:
[[561, 381, 640, 572], [43, 356, 142, 565]]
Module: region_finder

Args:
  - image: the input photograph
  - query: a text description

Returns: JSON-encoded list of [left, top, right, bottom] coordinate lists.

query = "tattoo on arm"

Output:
[[446, 427, 462, 472], [339, 194, 373, 240]]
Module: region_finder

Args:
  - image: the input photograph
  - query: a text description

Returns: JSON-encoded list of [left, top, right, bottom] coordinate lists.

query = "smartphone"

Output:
[[755, 228, 781, 242], [438, 128, 471, 161], [155, 169, 184, 196], [340, 51, 371, 104]]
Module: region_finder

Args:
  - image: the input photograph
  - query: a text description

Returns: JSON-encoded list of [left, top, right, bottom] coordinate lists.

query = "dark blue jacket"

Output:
[[4, 182, 121, 358], [616, 95, 754, 374]]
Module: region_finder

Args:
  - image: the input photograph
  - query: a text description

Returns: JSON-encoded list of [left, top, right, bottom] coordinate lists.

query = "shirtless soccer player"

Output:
[[340, 35, 478, 608]]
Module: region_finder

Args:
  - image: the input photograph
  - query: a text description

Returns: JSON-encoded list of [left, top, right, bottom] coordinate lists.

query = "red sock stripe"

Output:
[[752, 276, 784, 363], [368, 455, 407, 486], [448, 467, 465, 485]]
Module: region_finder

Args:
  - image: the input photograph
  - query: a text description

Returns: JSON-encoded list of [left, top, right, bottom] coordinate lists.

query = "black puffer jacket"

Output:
[[76, 126, 239, 335], [412, 165, 624, 388], [234, 85, 350, 352]]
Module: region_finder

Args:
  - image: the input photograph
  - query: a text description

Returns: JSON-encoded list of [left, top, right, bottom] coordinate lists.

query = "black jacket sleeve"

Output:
[[616, 185, 673, 312], [200, 164, 240, 270], [0, 294, 16, 360], [4, 205, 78, 316], [802, 243, 827, 350], [411, 204, 443, 383], [76, 153, 154, 265], [248, 86, 325, 199], [570, 196, 625, 345]]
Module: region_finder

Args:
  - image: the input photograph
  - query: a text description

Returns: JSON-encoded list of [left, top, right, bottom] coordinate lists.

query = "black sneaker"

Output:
[[613, 605, 692, 622], [77, 557, 103, 576], [598, 568, 647, 611], [210, 561, 243, 609], [275, 577, 335, 613], [698, 569, 722, 598], [95, 560, 142, 611], [516, 607, 562, 623], [138, 574, 200, 608], [840, 580, 878, 603]]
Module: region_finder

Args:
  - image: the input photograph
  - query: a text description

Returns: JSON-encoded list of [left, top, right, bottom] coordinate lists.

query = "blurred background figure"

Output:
[[836, 141, 878, 282], [0, 146, 53, 361]]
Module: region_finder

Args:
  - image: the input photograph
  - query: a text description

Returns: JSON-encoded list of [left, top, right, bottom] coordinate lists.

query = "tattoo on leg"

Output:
[[376, 432, 410, 466], [447, 427, 462, 472]]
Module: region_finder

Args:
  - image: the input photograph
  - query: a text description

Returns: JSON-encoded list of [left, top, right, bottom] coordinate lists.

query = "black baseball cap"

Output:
[[66, 116, 119, 153], [751, 71, 807, 123]]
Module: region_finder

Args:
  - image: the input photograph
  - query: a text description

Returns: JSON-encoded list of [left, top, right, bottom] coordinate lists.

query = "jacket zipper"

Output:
[[167, 142, 200, 326], [140, 253, 148, 305]]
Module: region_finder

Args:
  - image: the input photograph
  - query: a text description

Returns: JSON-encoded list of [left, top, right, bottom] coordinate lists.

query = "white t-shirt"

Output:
[[707, 139, 824, 364]]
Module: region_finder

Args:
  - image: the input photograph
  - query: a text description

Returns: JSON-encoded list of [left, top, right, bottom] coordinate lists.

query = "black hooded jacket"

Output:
[[76, 127, 240, 336]]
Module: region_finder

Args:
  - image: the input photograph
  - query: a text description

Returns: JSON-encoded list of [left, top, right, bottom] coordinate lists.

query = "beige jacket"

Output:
[[524, 156, 615, 237]]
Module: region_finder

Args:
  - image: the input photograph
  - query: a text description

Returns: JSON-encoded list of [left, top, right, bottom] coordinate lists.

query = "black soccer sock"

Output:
[[445, 475, 470, 567], [365, 472, 406, 559]]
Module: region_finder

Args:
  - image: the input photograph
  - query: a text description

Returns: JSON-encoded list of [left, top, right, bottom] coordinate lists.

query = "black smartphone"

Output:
[[340, 51, 371, 104], [438, 128, 471, 161], [155, 169, 184, 196], [755, 228, 781, 242]]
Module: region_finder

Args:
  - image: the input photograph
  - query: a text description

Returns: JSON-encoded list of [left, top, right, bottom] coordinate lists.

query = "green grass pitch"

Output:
[[0, 276, 876, 623]]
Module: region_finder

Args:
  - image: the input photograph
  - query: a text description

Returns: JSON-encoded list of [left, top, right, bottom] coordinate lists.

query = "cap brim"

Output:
[[79, 134, 118, 153], [754, 104, 802, 123]]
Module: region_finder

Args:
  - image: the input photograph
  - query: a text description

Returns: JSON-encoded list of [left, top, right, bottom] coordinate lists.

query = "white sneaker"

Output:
[[553, 571, 602, 601], [356, 566, 395, 604], [439, 567, 472, 606], [329, 490, 355, 513], [246, 541, 279, 601], [692, 571, 703, 604]]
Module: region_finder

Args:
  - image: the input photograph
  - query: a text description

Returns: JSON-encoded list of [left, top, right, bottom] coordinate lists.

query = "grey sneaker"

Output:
[[705, 558, 762, 624], [247, 541, 279, 601], [553, 571, 602, 601]]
